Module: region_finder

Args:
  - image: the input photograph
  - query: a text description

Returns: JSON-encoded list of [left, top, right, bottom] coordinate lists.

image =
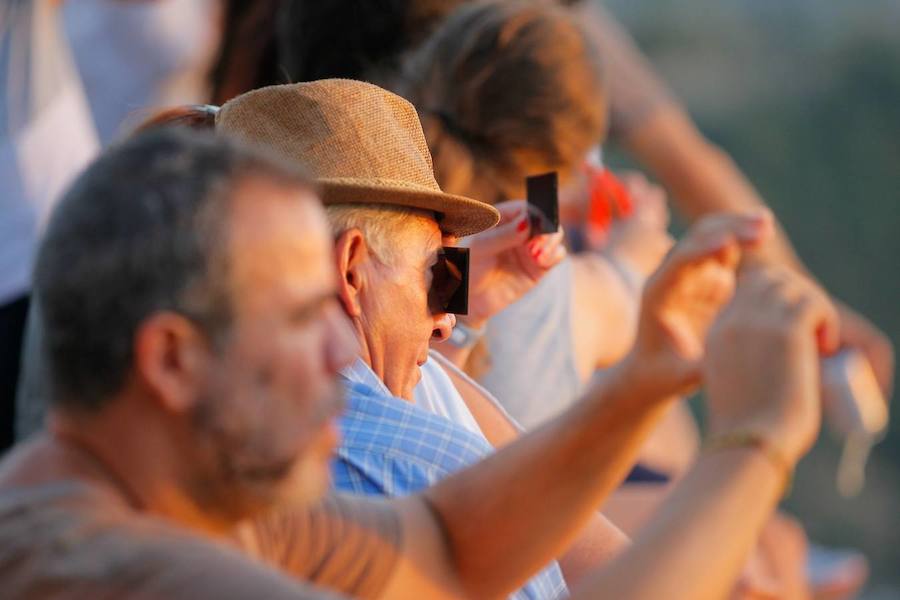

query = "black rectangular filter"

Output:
[[428, 247, 469, 315], [526, 171, 559, 237]]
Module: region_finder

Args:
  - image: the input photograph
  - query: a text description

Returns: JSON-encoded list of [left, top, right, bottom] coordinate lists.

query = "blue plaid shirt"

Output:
[[332, 371, 569, 600]]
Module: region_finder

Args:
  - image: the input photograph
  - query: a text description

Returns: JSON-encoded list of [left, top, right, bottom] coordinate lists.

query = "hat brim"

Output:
[[318, 177, 499, 238]]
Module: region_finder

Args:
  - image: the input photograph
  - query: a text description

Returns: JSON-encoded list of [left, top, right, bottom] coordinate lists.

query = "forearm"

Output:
[[626, 107, 896, 394], [623, 107, 807, 273], [441, 352, 635, 587], [431, 316, 489, 370], [600, 482, 673, 537], [570, 447, 784, 600], [558, 512, 631, 587], [422, 357, 676, 599]]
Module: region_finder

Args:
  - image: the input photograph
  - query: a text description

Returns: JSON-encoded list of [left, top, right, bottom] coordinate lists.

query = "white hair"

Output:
[[325, 203, 435, 264]]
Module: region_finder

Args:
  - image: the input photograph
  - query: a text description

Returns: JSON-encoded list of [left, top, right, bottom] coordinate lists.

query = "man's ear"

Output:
[[133, 312, 211, 415], [334, 228, 370, 319]]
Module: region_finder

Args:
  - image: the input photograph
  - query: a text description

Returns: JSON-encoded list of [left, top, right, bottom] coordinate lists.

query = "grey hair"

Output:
[[324, 203, 434, 265], [34, 128, 312, 411]]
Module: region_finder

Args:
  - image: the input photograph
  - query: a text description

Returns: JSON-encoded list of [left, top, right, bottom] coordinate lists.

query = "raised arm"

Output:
[[569, 263, 838, 600], [576, 0, 894, 396], [380, 211, 772, 599], [431, 348, 631, 585], [620, 102, 808, 272], [625, 99, 893, 397]]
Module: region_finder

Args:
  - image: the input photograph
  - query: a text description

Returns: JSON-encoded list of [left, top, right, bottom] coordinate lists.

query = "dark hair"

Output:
[[34, 129, 311, 411], [276, 0, 471, 85], [401, 0, 607, 202], [132, 105, 220, 135], [209, 0, 285, 103], [216, 1, 584, 101]]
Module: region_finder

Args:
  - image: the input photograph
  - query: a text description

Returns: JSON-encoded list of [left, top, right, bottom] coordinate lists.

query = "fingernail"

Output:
[[517, 219, 529, 233]]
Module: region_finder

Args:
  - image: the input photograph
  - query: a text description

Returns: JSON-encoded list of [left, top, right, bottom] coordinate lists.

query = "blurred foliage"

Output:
[[603, 0, 900, 589]]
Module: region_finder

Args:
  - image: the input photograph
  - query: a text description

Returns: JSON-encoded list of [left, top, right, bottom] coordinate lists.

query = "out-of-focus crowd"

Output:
[[0, 1, 892, 598]]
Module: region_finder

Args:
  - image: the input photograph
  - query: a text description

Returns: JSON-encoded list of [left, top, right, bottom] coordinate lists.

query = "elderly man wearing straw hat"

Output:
[[0, 109, 840, 599], [215, 79, 578, 598]]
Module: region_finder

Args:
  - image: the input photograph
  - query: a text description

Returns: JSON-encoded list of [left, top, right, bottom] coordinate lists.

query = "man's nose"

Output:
[[431, 312, 456, 342]]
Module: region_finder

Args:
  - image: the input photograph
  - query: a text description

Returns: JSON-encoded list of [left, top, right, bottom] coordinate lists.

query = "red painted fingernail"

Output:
[[517, 219, 529, 233]]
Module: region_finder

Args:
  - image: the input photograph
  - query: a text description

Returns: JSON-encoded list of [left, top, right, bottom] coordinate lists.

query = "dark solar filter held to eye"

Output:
[[429, 247, 469, 315], [526, 171, 560, 238]]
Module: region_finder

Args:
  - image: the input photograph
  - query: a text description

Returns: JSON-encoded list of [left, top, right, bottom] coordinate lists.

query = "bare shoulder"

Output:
[[0, 477, 342, 599]]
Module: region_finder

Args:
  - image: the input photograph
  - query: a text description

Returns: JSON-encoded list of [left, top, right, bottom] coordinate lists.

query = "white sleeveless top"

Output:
[[480, 258, 582, 429], [413, 354, 483, 436]]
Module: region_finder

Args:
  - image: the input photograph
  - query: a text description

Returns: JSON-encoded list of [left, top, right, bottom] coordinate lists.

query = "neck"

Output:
[[353, 321, 398, 397], [353, 324, 379, 379], [353, 318, 418, 401], [49, 400, 235, 539]]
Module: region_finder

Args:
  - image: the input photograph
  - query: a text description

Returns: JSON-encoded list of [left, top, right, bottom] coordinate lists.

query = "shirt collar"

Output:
[[340, 358, 392, 397]]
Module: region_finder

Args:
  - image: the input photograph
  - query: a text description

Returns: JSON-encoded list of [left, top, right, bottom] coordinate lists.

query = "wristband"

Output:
[[703, 430, 794, 498], [447, 320, 486, 349]]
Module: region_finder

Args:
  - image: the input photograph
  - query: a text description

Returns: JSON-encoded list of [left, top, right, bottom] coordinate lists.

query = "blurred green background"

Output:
[[604, 0, 899, 594]]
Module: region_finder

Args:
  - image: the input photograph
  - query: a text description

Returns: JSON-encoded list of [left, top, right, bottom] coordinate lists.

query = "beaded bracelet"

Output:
[[703, 431, 794, 498]]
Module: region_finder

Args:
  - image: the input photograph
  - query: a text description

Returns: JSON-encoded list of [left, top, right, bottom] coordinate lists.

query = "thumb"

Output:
[[657, 211, 773, 286]]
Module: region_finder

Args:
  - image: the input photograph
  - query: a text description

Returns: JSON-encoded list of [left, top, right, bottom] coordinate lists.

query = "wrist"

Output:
[[703, 430, 795, 497], [614, 345, 699, 403], [603, 353, 681, 411], [447, 318, 486, 349], [458, 315, 489, 331], [708, 413, 809, 468]]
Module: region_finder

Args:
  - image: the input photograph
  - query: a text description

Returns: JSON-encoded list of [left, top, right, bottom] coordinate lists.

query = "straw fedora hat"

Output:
[[216, 79, 499, 237]]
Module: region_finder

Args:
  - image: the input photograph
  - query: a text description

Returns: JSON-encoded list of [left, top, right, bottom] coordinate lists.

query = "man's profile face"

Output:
[[189, 177, 357, 519], [356, 214, 455, 400]]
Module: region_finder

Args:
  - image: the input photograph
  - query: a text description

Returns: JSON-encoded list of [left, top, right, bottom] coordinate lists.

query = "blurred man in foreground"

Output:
[[0, 129, 837, 599]]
